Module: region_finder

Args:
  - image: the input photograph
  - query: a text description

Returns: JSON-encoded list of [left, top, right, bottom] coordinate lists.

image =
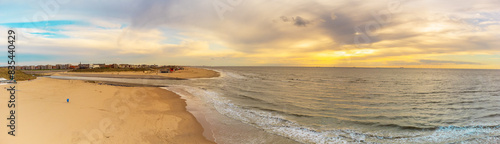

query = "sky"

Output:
[[0, 0, 499, 69]]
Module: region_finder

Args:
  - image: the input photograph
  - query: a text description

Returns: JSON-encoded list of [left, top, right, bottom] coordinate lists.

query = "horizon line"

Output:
[[2, 64, 499, 70]]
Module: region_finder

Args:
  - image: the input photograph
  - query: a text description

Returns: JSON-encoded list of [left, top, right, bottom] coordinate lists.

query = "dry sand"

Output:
[[0, 77, 215, 144], [55, 67, 220, 79]]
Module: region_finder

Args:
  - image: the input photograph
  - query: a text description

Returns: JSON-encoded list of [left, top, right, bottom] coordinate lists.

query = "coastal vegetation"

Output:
[[70, 67, 152, 72], [0, 68, 37, 81]]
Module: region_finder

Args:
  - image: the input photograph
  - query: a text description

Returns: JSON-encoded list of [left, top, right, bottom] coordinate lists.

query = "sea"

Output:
[[51, 67, 500, 143]]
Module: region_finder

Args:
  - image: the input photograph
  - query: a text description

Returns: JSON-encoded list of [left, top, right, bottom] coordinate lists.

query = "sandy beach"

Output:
[[54, 67, 220, 80], [0, 68, 218, 144]]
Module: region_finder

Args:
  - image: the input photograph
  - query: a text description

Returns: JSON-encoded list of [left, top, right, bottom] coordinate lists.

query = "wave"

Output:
[[165, 84, 500, 143], [162, 68, 500, 143], [479, 113, 500, 119], [221, 71, 247, 79]]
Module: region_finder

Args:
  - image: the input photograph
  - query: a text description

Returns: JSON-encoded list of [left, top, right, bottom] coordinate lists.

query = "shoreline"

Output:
[[0, 67, 220, 143]]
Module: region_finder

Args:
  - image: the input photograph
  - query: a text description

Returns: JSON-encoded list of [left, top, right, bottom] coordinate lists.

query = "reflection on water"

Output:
[[51, 67, 500, 143]]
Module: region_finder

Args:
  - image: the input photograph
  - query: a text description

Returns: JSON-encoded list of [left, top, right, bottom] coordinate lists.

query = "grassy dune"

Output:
[[71, 67, 152, 72], [0, 68, 37, 81]]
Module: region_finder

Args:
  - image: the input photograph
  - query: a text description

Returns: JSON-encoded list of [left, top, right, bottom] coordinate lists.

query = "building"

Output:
[[160, 69, 170, 73], [56, 64, 69, 69], [56, 64, 72, 69], [92, 64, 100, 69], [104, 64, 118, 68], [38, 65, 46, 70], [94, 63, 105, 68], [78, 62, 90, 69], [15, 63, 162, 70], [119, 64, 129, 68], [69, 65, 78, 69]]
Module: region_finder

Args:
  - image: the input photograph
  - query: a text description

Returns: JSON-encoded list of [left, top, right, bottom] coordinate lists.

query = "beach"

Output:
[[3, 66, 498, 143], [0, 68, 219, 144]]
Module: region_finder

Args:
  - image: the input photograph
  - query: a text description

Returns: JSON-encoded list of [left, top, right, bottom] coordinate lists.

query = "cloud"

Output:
[[280, 16, 290, 22], [293, 16, 311, 27], [419, 59, 482, 65], [279, 16, 314, 27], [1, 0, 500, 67]]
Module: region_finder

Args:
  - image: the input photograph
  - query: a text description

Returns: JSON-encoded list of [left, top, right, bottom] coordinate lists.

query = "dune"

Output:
[[54, 67, 220, 79]]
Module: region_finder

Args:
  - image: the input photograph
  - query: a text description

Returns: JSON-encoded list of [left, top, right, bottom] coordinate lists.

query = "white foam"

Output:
[[163, 68, 500, 143], [164, 84, 500, 143], [164, 85, 353, 143], [221, 71, 247, 79]]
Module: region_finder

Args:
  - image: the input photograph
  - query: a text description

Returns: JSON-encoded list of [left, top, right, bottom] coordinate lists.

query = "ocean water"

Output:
[[51, 67, 500, 143]]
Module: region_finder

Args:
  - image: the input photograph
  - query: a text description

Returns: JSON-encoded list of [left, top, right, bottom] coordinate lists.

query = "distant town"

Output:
[[16, 63, 167, 70]]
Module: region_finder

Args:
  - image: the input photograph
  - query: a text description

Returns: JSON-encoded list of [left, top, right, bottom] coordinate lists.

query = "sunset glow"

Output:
[[0, 0, 499, 69]]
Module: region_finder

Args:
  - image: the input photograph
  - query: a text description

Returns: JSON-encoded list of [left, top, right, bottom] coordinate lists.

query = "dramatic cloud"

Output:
[[0, 0, 499, 68]]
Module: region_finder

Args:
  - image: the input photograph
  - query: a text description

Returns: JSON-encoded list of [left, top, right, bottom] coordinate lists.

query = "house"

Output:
[[102, 64, 118, 68], [56, 64, 70, 69], [38, 65, 47, 70], [94, 63, 105, 68], [160, 69, 170, 73], [119, 64, 129, 68], [79, 63, 90, 69]]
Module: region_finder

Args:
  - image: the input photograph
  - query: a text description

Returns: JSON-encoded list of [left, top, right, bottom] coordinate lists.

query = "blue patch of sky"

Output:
[[15, 53, 54, 62], [0, 20, 128, 38], [0, 20, 83, 28], [29, 32, 70, 38], [473, 12, 500, 27], [120, 24, 128, 29], [0, 20, 81, 38], [0, 20, 89, 34]]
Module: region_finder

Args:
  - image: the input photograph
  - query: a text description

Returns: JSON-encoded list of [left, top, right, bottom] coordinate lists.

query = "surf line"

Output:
[[6, 29, 17, 136]]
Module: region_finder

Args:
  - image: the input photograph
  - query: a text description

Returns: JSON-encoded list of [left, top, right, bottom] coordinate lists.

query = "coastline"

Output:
[[0, 67, 220, 143]]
